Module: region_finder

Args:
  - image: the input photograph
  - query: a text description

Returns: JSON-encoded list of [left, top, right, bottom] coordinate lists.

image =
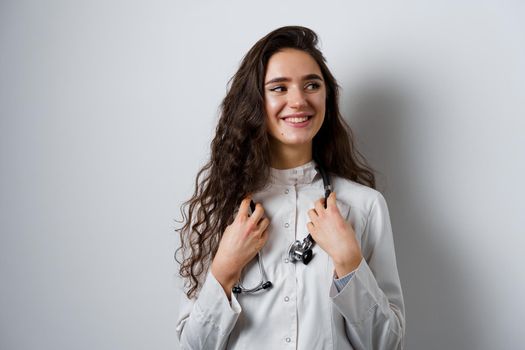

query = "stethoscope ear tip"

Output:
[[262, 281, 273, 289]]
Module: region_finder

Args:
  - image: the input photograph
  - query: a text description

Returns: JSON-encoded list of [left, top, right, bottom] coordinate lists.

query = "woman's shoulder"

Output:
[[330, 175, 385, 215]]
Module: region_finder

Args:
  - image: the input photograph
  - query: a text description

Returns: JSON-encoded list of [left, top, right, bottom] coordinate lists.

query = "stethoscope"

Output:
[[232, 165, 332, 295]]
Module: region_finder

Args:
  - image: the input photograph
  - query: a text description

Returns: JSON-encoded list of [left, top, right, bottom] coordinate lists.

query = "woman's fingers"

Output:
[[260, 229, 269, 244], [260, 228, 268, 241], [307, 221, 316, 234], [253, 230, 268, 253], [240, 200, 269, 238], [314, 198, 325, 213], [238, 196, 252, 217], [327, 191, 337, 208], [249, 202, 265, 224], [257, 217, 270, 235], [307, 208, 318, 221]]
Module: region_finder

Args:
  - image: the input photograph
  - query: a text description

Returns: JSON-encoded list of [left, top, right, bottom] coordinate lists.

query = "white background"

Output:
[[1, 1, 524, 349]]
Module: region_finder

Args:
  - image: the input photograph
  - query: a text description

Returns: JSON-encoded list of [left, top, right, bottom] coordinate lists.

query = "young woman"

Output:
[[175, 26, 405, 350]]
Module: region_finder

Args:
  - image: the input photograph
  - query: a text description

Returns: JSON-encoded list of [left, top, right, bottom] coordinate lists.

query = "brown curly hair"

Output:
[[176, 26, 375, 299]]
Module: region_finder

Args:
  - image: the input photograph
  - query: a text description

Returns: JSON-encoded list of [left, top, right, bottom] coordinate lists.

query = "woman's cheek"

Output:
[[265, 95, 283, 116]]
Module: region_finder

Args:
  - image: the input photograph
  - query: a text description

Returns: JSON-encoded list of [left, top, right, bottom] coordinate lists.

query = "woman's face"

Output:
[[264, 48, 326, 152]]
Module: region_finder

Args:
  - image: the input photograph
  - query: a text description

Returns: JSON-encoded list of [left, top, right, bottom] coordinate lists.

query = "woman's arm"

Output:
[[330, 192, 405, 349], [176, 197, 269, 349], [176, 271, 242, 350]]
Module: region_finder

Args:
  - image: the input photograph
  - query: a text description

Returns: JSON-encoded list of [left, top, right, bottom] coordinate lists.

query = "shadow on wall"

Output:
[[343, 81, 478, 349]]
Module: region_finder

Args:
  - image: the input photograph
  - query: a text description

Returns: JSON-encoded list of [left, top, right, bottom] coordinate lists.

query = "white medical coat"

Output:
[[176, 160, 405, 349]]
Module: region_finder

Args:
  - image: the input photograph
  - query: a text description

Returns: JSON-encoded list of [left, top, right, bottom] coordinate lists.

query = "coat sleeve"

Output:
[[176, 271, 242, 350], [329, 192, 406, 349]]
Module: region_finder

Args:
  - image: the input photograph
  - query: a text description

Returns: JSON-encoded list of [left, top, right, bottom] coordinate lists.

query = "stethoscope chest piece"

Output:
[[288, 235, 314, 265]]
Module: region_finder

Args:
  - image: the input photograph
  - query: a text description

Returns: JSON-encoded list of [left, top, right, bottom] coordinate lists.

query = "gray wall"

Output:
[[1, 1, 524, 349]]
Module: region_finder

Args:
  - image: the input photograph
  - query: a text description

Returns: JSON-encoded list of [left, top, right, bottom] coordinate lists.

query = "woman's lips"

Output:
[[282, 113, 312, 128]]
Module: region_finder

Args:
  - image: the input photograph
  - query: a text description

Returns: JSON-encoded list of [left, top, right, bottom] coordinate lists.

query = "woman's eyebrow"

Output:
[[265, 74, 323, 85]]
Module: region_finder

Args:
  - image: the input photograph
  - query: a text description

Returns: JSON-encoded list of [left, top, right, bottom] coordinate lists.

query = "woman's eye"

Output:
[[270, 86, 286, 92], [306, 82, 321, 90]]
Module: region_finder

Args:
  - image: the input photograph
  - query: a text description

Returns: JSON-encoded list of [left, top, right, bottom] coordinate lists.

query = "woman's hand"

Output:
[[307, 192, 363, 278], [211, 196, 270, 297]]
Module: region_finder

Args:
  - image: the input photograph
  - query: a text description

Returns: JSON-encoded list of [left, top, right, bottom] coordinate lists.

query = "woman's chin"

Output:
[[276, 139, 314, 149]]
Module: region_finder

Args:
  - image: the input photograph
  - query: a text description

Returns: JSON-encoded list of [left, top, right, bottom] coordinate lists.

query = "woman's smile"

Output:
[[281, 112, 314, 127]]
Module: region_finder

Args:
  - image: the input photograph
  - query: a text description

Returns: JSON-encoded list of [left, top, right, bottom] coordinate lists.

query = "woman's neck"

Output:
[[269, 142, 313, 169]]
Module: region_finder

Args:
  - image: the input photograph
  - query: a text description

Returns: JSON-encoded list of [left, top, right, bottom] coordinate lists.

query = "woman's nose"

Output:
[[288, 87, 308, 108]]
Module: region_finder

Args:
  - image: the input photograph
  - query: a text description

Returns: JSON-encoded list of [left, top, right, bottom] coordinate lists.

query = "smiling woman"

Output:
[[175, 26, 405, 349]]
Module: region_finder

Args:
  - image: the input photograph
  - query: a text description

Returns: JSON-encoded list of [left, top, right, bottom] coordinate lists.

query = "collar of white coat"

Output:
[[269, 159, 320, 185]]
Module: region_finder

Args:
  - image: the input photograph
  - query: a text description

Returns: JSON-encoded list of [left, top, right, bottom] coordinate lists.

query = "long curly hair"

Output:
[[176, 26, 375, 299]]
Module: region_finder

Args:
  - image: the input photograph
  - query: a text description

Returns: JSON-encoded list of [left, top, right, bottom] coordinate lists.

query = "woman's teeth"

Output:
[[287, 116, 310, 123]]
